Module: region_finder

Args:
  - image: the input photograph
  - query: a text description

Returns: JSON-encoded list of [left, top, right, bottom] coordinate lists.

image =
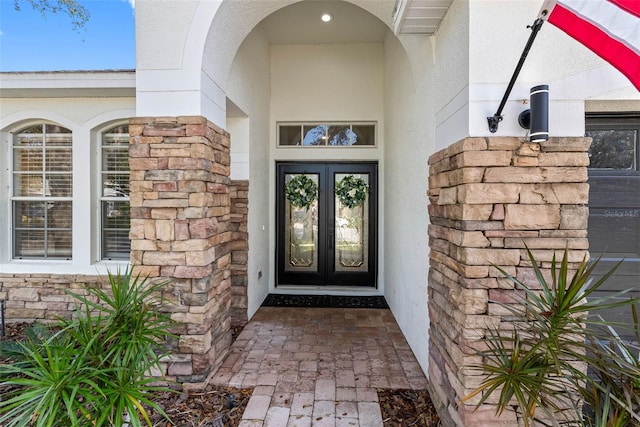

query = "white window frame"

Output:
[[277, 122, 377, 147], [99, 123, 130, 261], [11, 122, 73, 260]]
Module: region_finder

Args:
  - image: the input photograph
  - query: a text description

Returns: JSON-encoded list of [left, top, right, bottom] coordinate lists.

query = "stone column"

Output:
[[230, 180, 249, 326], [129, 116, 232, 384], [427, 137, 590, 426]]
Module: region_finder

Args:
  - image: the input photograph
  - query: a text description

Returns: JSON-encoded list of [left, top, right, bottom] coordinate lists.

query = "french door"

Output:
[[276, 162, 377, 287]]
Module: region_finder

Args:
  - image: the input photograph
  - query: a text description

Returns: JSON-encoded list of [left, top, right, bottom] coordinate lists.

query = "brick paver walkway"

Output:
[[211, 307, 428, 426]]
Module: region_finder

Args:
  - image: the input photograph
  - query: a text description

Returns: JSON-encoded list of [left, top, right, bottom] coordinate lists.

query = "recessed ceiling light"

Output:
[[321, 13, 332, 22]]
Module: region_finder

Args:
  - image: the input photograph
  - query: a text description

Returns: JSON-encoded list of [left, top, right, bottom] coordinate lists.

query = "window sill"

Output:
[[0, 260, 130, 276]]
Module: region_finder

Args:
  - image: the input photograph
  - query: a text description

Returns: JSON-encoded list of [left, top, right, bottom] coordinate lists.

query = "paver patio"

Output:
[[211, 306, 428, 426]]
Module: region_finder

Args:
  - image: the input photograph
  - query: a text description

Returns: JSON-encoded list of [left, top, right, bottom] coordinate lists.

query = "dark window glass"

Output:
[[587, 129, 636, 169], [279, 126, 303, 146], [352, 124, 375, 146]]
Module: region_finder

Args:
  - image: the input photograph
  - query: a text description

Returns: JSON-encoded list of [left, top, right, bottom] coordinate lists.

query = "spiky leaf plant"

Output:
[[581, 305, 640, 427], [0, 268, 177, 427], [464, 247, 640, 427]]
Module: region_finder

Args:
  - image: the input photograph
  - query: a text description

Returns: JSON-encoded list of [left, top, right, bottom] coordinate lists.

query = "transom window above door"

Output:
[[278, 122, 376, 146]]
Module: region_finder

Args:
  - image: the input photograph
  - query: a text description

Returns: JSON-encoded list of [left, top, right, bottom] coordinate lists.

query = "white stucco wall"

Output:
[[0, 96, 135, 274], [383, 33, 433, 372], [433, 0, 470, 150], [226, 28, 272, 319], [270, 44, 384, 124], [136, 0, 397, 127], [227, 115, 250, 181], [431, 0, 640, 149], [465, 0, 640, 140], [269, 42, 386, 295], [136, 1, 202, 116]]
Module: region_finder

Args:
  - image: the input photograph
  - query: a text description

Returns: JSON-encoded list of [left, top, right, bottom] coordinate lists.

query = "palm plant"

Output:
[[0, 268, 176, 427], [464, 248, 640, 427]]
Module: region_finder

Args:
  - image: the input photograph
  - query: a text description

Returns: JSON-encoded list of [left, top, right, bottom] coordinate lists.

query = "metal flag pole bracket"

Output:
[[488, 14, 547, 133]]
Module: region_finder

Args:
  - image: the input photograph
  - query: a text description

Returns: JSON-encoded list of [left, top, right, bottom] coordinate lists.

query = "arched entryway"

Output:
[[131, 0, 435, 382], [197, 0, 433, 372]]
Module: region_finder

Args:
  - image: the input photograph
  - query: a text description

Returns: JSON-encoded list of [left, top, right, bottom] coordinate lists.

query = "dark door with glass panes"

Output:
[[586, 114, 640, 340], [276, 162, 377, 287]]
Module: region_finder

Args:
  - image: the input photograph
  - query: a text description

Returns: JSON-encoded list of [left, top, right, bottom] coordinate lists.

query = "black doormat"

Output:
[[262, 294, 389, 309]]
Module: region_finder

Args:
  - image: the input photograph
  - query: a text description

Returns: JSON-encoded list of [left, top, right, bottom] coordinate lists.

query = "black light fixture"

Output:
[[518, 84, 549, 142]]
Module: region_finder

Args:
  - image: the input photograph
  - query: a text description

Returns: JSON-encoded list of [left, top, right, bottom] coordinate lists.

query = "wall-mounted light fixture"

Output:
[[518, 84, 549, 142], [487, 17, 546, 134]]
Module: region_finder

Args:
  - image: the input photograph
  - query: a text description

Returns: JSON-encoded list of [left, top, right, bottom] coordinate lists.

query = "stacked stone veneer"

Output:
[[0, 275, 104, 322], [427, 137, 591, 426], [128, 116, 232, 384], [229, 180, 249, 326]]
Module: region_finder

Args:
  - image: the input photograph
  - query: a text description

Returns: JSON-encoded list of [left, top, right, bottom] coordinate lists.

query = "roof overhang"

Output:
[[0, 70, 136, 98], [393, 0, 453, 35]]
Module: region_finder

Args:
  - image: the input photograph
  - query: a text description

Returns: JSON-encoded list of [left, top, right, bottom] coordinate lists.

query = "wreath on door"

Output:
[[285, 175, 318, 210], [335, 175, 369, 209]]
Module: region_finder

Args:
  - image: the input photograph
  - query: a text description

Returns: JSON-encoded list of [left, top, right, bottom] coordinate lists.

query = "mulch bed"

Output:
[[378, 388, 441, 426], [0, 322, 441, 426], [149, 385, 254, 427]]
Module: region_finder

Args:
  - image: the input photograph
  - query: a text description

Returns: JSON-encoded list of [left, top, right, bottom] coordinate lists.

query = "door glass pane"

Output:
[[284, 174, 319, 272], [335, 173, 369, 272]]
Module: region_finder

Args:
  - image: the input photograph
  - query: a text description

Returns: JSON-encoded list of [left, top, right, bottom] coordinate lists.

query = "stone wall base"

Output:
[[427, 136, 591, 426]]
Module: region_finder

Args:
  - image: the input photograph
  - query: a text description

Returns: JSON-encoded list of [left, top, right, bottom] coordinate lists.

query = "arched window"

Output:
[[100, 124, 130, 260], [12, 123, 73, 259]]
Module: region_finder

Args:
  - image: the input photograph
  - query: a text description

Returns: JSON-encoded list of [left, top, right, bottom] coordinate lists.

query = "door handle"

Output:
[[328, 230, 333, 250]]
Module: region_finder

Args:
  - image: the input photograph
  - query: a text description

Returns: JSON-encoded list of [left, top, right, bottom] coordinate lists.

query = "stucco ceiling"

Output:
[[259, 1, 391, 45], [258, 0, 452, 45]]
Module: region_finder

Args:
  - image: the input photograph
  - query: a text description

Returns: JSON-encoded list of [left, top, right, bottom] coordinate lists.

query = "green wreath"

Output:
[[285, 175, 318, 210], [335, 175, 369, 209]]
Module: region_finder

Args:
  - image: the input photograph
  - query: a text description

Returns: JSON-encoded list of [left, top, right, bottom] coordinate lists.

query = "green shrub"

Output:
[[464, 248, 640, 427], [0, 268, 177, 427]]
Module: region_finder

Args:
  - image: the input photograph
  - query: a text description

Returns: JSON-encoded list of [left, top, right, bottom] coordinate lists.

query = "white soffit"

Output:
[[393, 0, 453, 35], [0, 70, 136, 98]]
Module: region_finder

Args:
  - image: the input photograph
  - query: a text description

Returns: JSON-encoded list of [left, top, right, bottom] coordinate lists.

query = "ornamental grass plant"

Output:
[[464, 248, 640, 427], [0, 268, 176, 427]]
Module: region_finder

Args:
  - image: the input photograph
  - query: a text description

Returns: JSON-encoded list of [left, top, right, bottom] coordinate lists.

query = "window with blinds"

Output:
[[12, 123, 73, 259], [101, 124, 130, 260]]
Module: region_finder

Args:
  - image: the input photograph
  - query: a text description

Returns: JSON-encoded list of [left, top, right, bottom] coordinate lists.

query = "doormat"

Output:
[[262, 294, 389, 309]]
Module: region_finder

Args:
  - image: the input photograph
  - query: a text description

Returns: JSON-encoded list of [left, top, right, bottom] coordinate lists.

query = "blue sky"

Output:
[[0, 0, 135, 71]]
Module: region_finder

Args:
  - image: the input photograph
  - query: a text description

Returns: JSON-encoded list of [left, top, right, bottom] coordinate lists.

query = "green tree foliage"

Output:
[[13, 0, 89, 31]]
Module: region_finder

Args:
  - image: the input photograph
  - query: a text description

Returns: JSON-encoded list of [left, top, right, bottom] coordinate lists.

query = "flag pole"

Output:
[[487, 13, 548, 133]]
